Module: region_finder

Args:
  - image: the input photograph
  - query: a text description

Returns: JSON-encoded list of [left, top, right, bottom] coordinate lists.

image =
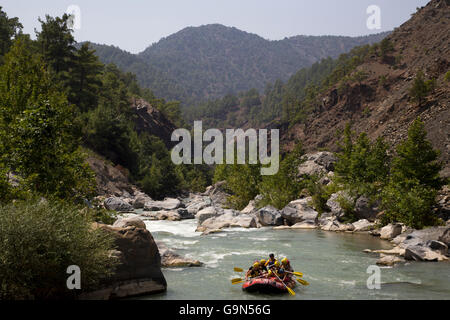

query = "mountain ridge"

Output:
[[87, 24, 389, 104]]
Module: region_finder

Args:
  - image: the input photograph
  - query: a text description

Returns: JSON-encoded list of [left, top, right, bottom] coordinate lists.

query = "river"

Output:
[[142, 219, 450, 300]]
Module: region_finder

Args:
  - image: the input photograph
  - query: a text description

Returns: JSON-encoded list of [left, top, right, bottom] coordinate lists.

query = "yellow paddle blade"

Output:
[[292, 271, 303, 277], [297, 278, 309, 286], [232, 280, 244, 285], [231, 278, 243, 283], [234, 267, 244, 272], [287, 287, 296, 296]]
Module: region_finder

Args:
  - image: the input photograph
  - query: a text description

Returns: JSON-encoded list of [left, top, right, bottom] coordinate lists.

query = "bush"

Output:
[[381, 183, 438, 229], [258, 143, 305, 209], [408, 70, 435, 106], [0, 198, 117, 299]]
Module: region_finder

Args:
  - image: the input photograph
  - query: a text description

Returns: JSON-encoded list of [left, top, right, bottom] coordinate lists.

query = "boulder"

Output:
[[256, 206, 284, 226], [113, 216, 146, 229], [404, 245, 448, 262], [144, 198, 182, 211], [376, 254, 404, 266], [132, 193, 152, 209], [354, 196, 379, 221], [202, 181, 230, 206], [200, 210, 257, 230], [186, 200, 210, 215], [241, 200, 257, 214], [156, 242, 202, 267], [177, 208, 194, 220], [195, 206, 218, 225], [298, 152, 336, 176], [325, 191, 354, 219], [81, 224, 167, 299], [426, 240, 448, 255], [438, 228, 450, 247], [281, 197, 319, 225], [104, 197, 133, 212], [352, 219, 375, 232], [291, 221, 318, 229], [321, 219, 354, 232], [380, 223, 403, 240], [402, 226, 449, 247], [141, 210, 181, 221]]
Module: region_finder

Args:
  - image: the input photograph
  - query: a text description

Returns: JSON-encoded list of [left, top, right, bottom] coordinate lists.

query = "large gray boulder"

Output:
[[281, 197, 319, 226], [404, 245, 448, 262], [132, 193, 152, 209], [81, 224, 167, 299], [380, 223, 403, 240], [354, 196, 380, 221], [298, 152, 336, 176], [325, 191, 354, 219], [104, 197, 133, 212], [256, 206, 284, 226], [156, 241, 202, 267], [352, 219, 375, 232], [199, 210, 257, 231], [144, 198, 182, 211], [113, 216, 147, 229], [195, 206, 218, 225]]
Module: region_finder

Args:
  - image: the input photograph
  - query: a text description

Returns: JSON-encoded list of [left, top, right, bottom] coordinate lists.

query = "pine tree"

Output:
[[391, 118, 444, 190], [68, 43, 103, 112]]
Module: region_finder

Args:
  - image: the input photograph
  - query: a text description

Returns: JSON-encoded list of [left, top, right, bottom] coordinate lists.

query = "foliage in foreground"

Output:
[[0, 198, 117, 300]]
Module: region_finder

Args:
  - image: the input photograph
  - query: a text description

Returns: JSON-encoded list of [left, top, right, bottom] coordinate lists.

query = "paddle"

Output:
[[296, 278, 309, 286], [231, 275, 265, 285], [272, 272, 295, 296], [234, 267, 244, 272], [286, 271, 303, 277]]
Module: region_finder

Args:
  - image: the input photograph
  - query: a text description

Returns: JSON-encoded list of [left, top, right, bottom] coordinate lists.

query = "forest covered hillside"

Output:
[[88, 24, 388, 105]]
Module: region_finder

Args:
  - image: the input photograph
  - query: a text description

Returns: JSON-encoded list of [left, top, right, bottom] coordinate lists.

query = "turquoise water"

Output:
[[142, 219, 450, 300]]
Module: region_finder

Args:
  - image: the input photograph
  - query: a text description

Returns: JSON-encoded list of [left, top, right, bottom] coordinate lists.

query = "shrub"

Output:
[[408, 70, 435, 106], [0, 198, 117, 299], [381, 182, 438, 229]]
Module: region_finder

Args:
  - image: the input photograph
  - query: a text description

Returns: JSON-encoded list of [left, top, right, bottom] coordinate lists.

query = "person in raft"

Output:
[[281, 258, 293, 272], [246, 262, 261, 280], [264, 253, 278, 269], [259, 259, 268, 273]]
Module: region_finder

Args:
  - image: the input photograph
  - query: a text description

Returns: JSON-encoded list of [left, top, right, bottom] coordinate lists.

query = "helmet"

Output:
[[268, 270, 273, 276], [253, 262, 260, 269], [274, 260, 280, 267], [281, 258, 289, 265], [260, 259, 266, 265], [269, 253, 275, 259], [279, 268, 285, 274]]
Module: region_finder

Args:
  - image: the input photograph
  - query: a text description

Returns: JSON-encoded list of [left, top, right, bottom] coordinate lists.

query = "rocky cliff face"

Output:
[[131, 98, 176, 148], [282, 0, 450, 176]]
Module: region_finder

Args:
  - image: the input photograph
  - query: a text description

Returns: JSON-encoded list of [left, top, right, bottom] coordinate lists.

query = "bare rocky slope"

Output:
[[282, 0, 450, 176]]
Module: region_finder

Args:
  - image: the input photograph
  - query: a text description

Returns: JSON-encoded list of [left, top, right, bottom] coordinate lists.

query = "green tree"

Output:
[[259, 143, 305, 209], [68, 43, 103, 112], [35, 14, 75, 76], [390, 118, 444, 190], [0, 6, 23, 60], [334, 123, 390, 199], [409, 70, 435, 106], [0, 38, 95, 200], [381, 118, 446, 228]]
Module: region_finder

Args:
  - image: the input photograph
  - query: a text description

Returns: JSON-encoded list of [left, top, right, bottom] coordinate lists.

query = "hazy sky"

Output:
[[2, 0, 429, 54]]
